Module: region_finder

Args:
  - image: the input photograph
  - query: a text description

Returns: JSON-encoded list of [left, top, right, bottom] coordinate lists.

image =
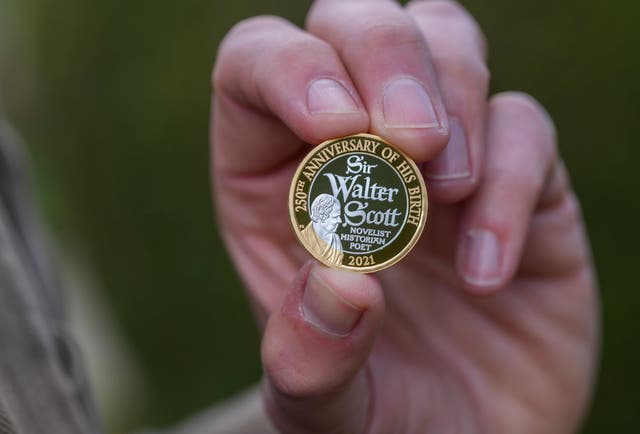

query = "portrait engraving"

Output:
[[300, 193, 344, 266]]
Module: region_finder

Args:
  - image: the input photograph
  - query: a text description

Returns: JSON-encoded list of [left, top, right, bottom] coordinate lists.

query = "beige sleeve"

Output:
[[0, 118, 101, 434], [0, 117, 276, 434]]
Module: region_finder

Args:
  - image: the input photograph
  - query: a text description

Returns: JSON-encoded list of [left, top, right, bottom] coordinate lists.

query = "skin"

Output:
[[211, 1, 600, 433]]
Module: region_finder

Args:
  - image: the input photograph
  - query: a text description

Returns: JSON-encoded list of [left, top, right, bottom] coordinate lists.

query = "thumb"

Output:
[[261, 261, 385, 434]]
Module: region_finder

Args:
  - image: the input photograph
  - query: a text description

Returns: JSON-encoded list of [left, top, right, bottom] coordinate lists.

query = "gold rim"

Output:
[[288, 133, 428, 273]]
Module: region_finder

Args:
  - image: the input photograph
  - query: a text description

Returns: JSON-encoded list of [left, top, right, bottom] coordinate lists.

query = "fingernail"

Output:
[[383, 77, 440, 129], [302, 268, 362, 336], [307, 78, 360, 115], [426, 117, 471, 180], [459, 229, 502, 286]]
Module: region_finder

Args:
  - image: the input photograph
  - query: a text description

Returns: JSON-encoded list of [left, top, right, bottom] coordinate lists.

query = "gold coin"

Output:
[[289, 133, 427, 273]]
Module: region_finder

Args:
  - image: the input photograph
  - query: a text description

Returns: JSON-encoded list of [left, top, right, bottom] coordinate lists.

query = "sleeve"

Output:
[[0, 118, 102, 434]]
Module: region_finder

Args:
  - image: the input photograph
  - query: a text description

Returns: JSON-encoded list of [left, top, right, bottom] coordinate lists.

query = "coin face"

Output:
[[289, 133, 427, 273]]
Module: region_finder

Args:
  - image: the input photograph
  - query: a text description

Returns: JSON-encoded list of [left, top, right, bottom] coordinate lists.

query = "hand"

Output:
[[211, 1, 600, 433]]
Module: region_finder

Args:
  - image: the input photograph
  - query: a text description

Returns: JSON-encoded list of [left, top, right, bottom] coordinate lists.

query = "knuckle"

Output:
[[258, 37, 333, 81], [308, 2, 431, 58], [263, 359, 317, 400], [490, 91, 557, 153], [348, 18, 424, 53], [212, 15, 292, 89], [495, 167, 541, 193], [261, 333, 318, 399], [443, 55, 490, 87], [227, 15, 290, 39], [217, 15, 290, 61], [279, 38, 330, 65], [409, 0, 487, 56], [266, 367, 307, 399], [541, 189, 583, 232], [409, 0, 467, 18], [262, 339, 298, 396], [213, 16, 329, 95], [473, 60, 491, 86], [563, 191, 583, 224], [491, 91, 547, 122]]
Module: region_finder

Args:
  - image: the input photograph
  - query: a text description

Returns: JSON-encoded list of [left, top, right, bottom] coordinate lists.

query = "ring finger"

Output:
[[407, 0, 490, 202]]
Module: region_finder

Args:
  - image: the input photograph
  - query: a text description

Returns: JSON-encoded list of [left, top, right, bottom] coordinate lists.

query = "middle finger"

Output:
[[307, 0, 450, 161]]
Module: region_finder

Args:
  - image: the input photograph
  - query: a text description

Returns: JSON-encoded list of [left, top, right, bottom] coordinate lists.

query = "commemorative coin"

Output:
[[289, 133, 427, 272]]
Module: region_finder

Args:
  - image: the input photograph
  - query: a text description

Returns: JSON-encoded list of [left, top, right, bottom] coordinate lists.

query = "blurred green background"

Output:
[[1, 0, 638, 432]]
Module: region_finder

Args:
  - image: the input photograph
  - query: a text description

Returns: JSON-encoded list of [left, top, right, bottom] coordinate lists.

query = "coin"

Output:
[[289, 133, 427, 273]]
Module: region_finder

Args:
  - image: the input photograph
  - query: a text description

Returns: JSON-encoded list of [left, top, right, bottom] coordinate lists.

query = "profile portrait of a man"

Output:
[[300, 193, 344, 266]]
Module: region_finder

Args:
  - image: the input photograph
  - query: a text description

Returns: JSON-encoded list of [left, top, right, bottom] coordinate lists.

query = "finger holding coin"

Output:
[[212, 15, 370, 176], [307, 0, 451, 162]]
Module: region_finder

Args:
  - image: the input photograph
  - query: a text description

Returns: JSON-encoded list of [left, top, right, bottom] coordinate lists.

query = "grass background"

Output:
[[1, 0, 639, 432]]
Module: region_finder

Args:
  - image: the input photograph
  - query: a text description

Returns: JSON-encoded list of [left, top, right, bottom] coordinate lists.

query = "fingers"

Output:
[[456, 92, 559, 293], [261, 261, 384, 434], [519, 169, 592, 276], [214, 0, 491, 189], [213, 16, 368, 175], [407, 0, 490, 202], [307, 0, 450, 161]]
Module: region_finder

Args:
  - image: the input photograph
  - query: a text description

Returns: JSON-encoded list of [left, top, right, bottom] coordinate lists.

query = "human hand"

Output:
[[211, 1, 600, 433]]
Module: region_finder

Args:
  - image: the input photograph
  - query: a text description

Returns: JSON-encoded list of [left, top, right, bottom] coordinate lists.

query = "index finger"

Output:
[[212, 16, 369, 175]]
